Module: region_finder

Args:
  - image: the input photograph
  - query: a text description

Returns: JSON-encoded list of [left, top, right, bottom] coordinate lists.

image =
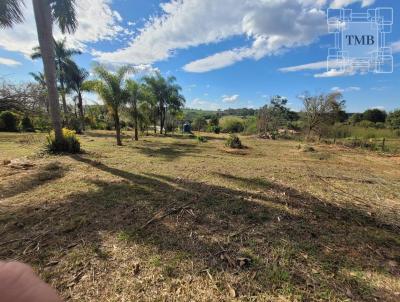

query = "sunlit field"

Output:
[[1, 131, 399, 301]]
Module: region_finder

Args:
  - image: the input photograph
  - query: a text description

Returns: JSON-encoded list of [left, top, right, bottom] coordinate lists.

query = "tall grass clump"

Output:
[[46, 128, 80, 153], [220, 116, 245, 133], [225, 134, 243, 149]]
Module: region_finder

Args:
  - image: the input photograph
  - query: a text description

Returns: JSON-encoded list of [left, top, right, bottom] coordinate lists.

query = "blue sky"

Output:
[[0, 0, 399, 113]]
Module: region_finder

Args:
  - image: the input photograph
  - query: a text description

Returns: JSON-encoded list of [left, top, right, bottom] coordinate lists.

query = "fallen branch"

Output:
[[140, 201, 194, 230]]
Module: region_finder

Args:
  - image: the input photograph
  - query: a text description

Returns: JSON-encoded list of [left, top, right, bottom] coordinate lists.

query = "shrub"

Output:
[[387, 110, 400, 130], [33, 116, 51, 131], [358, 120, 375, 128], [46, 128, 80, 153], [243, 116, 257, 135], [220, 117, 245, 133], [192, 116, 207, 131], [68, 117, 82, 133], [20, 116, 35, 132], [211, 125, 221, 134], [196, 135, 207, 143], [225, 134, 243, 149], [0, 111, 18, 132]]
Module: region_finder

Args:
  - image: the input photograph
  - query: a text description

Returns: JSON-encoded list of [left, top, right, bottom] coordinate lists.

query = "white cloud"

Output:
[[331, 86, 360, 93], [0, 0, 123, 57], [279, 61, 327, 72], [96, 0, 327, 71], [314, 69, 353, 78], [0, 57, 22, 67], [222, 94, 239, 103], [330, 0, 375, 8], [392, 41, 400, 54], [190, 98, 220, 110]]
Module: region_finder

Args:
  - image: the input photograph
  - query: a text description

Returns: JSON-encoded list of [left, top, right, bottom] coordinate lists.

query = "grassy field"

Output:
[[1, 130, 400, 301]]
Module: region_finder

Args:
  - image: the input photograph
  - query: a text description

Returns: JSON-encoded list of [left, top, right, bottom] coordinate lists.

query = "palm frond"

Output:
[[30, 46, 42, 60], [50, 0, 77, 34], [0, 0, 25, 28]]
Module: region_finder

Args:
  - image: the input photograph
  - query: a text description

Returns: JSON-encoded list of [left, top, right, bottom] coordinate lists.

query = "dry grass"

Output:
[[0, 130, 399, 301]]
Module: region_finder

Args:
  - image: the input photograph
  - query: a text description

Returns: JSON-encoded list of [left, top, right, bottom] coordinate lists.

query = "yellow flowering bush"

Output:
[[46, 128, 80, 153]]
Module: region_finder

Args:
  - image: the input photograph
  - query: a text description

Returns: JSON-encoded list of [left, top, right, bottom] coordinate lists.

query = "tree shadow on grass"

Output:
[[82, 131, 131, 139], [132, 142, 202, 161], [1, 156, 399, 301], [0, 162, 67, 200]]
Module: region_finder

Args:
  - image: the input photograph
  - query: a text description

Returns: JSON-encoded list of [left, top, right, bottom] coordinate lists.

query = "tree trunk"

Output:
[[153, 110, 157, 134], [114, 109, 122, 146], [77, 90, 85, 131], [159, 101, 164, 134], [32, 0, 63, 143], [59, 76, 69, 124], [133, 98, 138, 141]]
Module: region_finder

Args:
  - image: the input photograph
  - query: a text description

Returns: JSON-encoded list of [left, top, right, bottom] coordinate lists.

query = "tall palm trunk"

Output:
[[77, 90, 85, 131], [59, 75, 69, 124], [153, 110, 157, 134], [133, 97, 138, 141], [32, 0, 63, 143], [114, 109, 122, 146], [159, 100, 164, 134]]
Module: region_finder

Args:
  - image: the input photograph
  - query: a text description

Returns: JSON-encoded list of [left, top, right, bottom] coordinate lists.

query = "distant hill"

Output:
[[183, 108, 257, 121]]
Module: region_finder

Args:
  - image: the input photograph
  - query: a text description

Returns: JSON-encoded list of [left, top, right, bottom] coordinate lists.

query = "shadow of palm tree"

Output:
[[1, 156, 399, 300]]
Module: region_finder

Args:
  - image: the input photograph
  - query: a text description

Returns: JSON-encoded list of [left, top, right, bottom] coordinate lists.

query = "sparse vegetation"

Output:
[[0, 131, 399, 301]]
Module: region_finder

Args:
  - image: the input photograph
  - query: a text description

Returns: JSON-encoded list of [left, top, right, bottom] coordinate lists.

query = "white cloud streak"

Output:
[[222, 94, 239, 103], [0, 57, 22, 67]]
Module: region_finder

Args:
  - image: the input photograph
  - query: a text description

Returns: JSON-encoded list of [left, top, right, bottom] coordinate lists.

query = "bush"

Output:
[[20, 116, 35, 132], [196, 135, 207, 143], [225, 134, 243, 149], [0, 111, 18, 132], [358, 120, 375, 128], [387, 110, 400, 130], [220, 117, 245, 133], [243, 116, 257, 135], [68, 117, 82, 133], [46, 128, 81, 153], [192, 116, 207, 131], [210, 125, 221, 134], [33, 116, 51, 131]]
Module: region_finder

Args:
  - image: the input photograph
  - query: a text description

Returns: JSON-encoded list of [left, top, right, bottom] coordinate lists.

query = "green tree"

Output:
[[65, 64, 89, 132], [84, 65, 132, 146], [126, 80, 147, 141], [20, 115, 35, 132], [349, 113, 363, 125], [192, 116, 207, 131], [1, 0, 78, 146], [362, 109, 387, 123], [301, 92, 345, 139], [143, 72, 185, 134], [257, 96, 291, 137], [0, 111, 18, 131], [387, 109, 400, 130], [31, 38, 81, 124]]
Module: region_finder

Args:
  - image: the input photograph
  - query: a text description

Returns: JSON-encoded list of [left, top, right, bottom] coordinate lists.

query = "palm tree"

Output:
[[143, 72, 185, 134], [29, 71, 49, 112], [0, 0, 78, 145], [126, 80, 147, 141], [31, 38, 81, 124], [65, 63, 88, 132], [85, 65, 132, 146]]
